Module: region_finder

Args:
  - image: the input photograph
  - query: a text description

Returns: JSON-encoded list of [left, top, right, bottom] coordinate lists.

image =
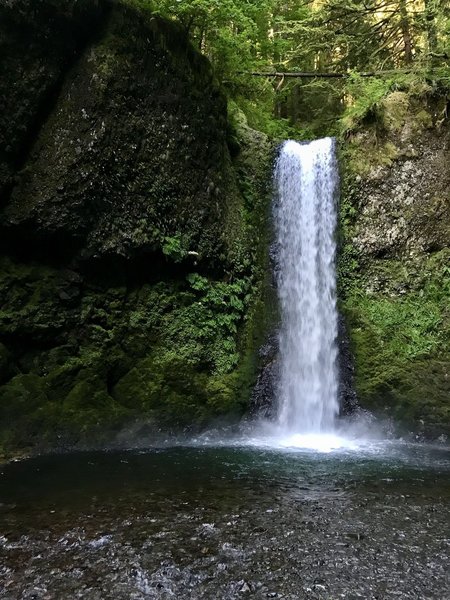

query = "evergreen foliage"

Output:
[[139, 0, 449, 136]]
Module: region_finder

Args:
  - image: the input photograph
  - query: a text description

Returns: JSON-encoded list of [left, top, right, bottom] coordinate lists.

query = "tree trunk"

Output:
[[399, 0, 413, 64], [424, 0, 438, 61]]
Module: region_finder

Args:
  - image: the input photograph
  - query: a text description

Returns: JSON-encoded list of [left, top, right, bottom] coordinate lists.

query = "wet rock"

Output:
[[337, 314, 359, 416], [250, 331, 280, 420]]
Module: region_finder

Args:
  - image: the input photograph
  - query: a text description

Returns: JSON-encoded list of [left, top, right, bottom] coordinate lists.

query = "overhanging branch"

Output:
[[248, 71, 346, 78], [245, 68, 423, 78]]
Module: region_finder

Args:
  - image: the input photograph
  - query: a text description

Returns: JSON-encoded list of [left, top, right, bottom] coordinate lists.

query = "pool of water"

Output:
[[0, 439, 449, 599]]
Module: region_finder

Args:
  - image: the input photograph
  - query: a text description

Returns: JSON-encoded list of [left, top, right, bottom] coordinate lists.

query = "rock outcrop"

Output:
[[339, 89, 450, 437], [0, 0, 272, 453]]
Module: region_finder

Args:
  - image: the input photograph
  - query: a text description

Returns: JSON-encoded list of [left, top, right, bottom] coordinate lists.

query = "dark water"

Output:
[[0, 442, 449, 599]]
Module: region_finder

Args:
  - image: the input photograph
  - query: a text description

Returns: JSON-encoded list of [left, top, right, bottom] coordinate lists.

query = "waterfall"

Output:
[[275, 138, 339, 434]]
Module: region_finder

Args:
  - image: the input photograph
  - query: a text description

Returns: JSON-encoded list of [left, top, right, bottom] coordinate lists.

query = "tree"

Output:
[[147, 0, 449, 135]]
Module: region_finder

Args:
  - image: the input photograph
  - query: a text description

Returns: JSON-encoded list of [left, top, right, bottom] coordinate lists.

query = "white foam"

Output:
[[276, 432, 358, 452]]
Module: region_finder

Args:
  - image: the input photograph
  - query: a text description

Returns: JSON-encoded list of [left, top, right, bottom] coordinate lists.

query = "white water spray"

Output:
[[275, 138, 339, 435]]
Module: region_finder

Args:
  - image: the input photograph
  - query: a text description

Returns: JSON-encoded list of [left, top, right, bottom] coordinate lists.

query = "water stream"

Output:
[[275, 138, 339, 435]]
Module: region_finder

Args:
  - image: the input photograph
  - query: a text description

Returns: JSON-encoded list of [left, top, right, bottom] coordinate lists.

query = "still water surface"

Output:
[[0, 441, 449, 599]]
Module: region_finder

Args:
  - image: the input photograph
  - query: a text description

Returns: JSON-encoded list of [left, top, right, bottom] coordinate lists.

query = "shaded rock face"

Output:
[[0, 1, 272, 452], [337, 315, 358, 416], [1, 1, 240, 266], [339, 91, 450, 436], [250, 331, 279, 420], [0, 0, 105, 200]]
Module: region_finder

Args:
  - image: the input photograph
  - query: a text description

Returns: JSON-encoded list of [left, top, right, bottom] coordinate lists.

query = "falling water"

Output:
[[275, 138, 339, 434]]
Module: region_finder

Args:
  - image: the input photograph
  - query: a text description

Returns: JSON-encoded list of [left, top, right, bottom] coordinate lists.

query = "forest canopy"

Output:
[[138, 0, 450, 136]]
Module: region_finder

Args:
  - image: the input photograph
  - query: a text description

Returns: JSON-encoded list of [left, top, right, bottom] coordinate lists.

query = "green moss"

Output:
[[379, 91, 410, 132], [112, 352, 237, 427], [341, 134, 399, 176], [0, 373, 48, 418], [341, 249, 450, 433], [413, 109, 433, 131], [61, 376, 128, 434], [0, 374, 49, 449], [338, 74, 448, 177]]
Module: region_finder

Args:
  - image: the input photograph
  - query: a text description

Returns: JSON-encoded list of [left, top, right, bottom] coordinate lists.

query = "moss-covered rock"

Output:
[[0, 373, 49, 449], [1, 1, 246, 270], [112, 353, 240, 427], [0, 0, 273, 453], [339, 87, 450, 436]]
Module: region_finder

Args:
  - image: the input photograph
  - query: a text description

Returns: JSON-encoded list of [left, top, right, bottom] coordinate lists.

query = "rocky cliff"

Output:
[[339, 89, 450, 437], [0, 0, 272, 453], [1, 1, 448, 452]]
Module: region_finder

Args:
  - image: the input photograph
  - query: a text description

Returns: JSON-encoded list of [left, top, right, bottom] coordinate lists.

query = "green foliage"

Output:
[[337, 71, 448, 136], [162, 234, 188, 262], [162, 273, 250, 374], [339, 73, 394, 133], [349, 289, 444, 364], [235, 96, 298, 139], [146, 0, 272, 97], [142, 0, 449, 138], [337, 243, 361, 294], [341, 249, 450, 428]]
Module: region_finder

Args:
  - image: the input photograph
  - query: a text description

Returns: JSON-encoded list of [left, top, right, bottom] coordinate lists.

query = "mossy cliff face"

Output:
[[1, 1, 244, 264], [0, 1, 272, 454], [0, 0, 105, 199], [339, 90, 450, 436]]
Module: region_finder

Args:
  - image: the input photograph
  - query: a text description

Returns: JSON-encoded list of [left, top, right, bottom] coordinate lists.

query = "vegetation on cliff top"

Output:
[[138, 0, 450, 137]]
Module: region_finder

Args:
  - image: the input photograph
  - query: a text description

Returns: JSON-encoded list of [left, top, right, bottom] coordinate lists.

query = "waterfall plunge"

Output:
[[275, 138, 339, 435]]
